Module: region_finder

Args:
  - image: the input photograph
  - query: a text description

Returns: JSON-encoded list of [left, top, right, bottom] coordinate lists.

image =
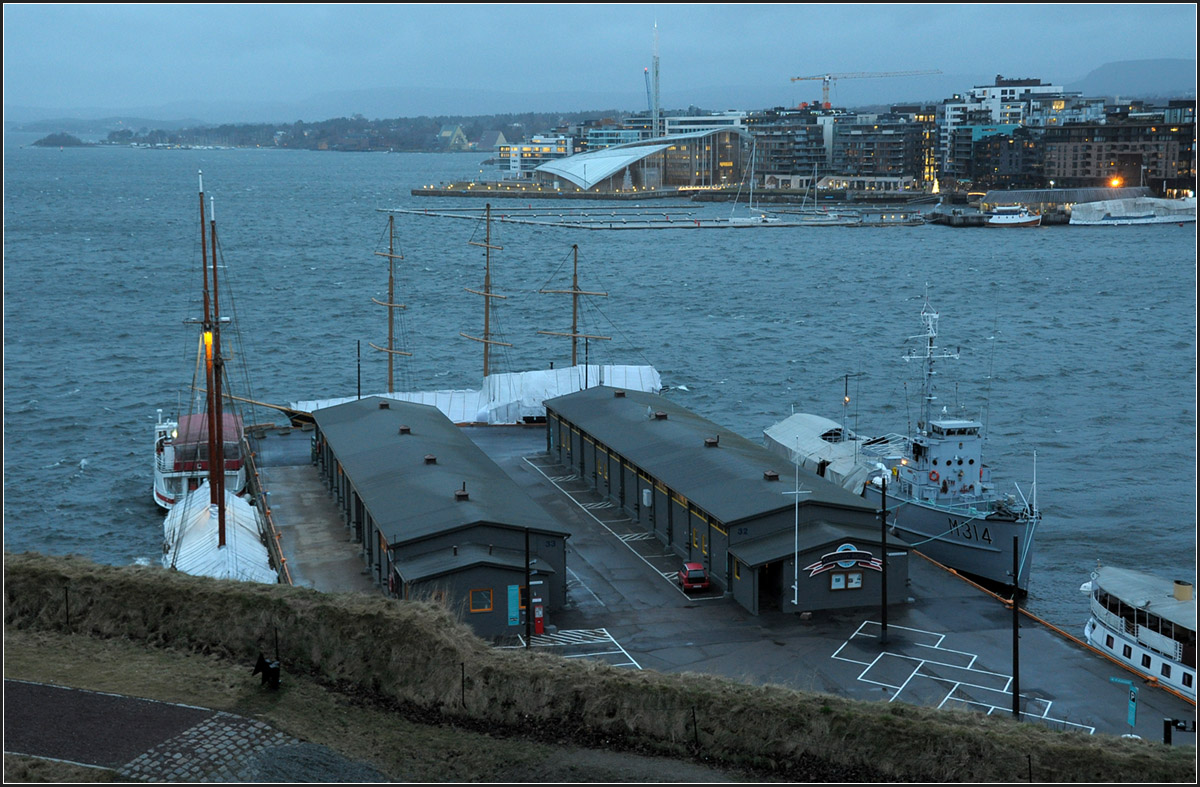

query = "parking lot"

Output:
[[455, 427, 1196, 742]]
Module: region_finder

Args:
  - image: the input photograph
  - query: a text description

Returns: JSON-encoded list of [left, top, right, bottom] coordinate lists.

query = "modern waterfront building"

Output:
[[544, 386, 910, 617], [1040, 119, 1196, 191], [533, 128, 751, 193], [495, 135, 574, 180], [937, 75, 1071, 172]]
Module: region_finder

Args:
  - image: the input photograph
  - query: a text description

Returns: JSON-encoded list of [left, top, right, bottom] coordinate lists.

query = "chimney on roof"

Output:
[[654, 411, 668, 420], [378, 401, 390, 409], [614, 390, 626, 398], [455, 481, 468, 501], [398, 425, 411, 435], [424, 454, 437, 465], [704, 436, 719, 448], [763, 470, 780, 481]]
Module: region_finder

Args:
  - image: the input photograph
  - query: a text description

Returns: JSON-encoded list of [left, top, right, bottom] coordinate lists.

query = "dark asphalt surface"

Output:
[[5, 679, 214, 768], [3, 679, 386, 781]]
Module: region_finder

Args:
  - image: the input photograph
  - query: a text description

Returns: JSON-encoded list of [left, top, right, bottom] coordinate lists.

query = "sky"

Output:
[[3, 3, 1197, 121]]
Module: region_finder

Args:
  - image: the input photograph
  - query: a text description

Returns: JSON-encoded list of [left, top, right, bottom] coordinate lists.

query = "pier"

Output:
[[252, 421, 1196, 742]]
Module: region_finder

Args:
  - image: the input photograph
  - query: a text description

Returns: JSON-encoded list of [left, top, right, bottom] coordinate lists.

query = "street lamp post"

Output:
[[785, 440, 813, 607]]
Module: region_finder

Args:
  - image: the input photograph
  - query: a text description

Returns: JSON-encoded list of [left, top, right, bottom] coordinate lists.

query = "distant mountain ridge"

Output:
[[5, 58, 1194, 131]]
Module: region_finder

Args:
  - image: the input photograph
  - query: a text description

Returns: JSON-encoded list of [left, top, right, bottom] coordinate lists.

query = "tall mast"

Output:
[[198, 172, 216, 507], [538, 244, 609, 366], [208, 195, 227, 547], [903, 293, 958, 434], [461, 204, 511, 377], [370, 214, 411, 392]]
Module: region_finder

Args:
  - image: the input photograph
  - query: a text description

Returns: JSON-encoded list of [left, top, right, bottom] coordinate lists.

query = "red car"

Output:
[[678, 561, 710, 592]]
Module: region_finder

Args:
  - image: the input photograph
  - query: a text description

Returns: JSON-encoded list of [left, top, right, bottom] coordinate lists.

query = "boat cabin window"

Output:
[[819, 428, 849, 444]]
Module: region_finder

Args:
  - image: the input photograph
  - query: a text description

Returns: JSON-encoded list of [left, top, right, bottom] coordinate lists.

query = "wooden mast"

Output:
[[461, 203, 511, 377], [538, 244, 610, 367], [370, 214, 411, 393], [208, 194, 227, 547]]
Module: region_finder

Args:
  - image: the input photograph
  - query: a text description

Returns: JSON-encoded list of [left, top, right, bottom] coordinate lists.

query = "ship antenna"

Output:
[[983, 311, 998, 440]]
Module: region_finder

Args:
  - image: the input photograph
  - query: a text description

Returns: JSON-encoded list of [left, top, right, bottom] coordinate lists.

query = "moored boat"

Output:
[[1069, 196, 1196, 226], [154, 409, 247, 509], [1081, 563, 1196, 701], [765, 295, 1041, 593], [160, 172, 276, 584], [985, 204, 1041, 227]]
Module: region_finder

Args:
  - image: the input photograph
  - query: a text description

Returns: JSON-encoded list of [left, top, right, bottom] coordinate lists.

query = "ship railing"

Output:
[[1091, 599, 1185, 662], [859, 432, 910, 460], [241, 434, 293, 586]]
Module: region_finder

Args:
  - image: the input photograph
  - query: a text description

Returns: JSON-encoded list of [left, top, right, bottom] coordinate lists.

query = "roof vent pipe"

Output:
[[614, 390, 626, 398], [453, 545, 458, 555], [763, 470, 780, 481], [378, 401, 390, 409], [424, 454, 437, 464], [705, 436, 719, 447], [654, 411, 668, 420], [398, 425, 411, 435], [455, 482, 468, 501]]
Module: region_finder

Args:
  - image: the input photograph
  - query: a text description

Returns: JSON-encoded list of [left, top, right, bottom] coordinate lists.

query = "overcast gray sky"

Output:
[[3, 3, 1196, 119]]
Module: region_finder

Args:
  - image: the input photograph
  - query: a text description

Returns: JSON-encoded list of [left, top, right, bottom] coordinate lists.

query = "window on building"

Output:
[[1123, 645, 1133, 659], [1141, 654, 1152, 669], [1161, 663, 1171, 679], [470, 588, 493, 613]]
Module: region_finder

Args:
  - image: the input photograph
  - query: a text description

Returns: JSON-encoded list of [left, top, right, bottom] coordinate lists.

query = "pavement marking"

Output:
[[619, 531, 658, 542], [501, 627, 643, 670], [524, 456, 696, 598], [566, 566, 606, 607], [832, 621, 1096, 734]]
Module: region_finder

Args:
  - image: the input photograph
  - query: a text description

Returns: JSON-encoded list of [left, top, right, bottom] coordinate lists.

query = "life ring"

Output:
[[929, 470, 939, 482]]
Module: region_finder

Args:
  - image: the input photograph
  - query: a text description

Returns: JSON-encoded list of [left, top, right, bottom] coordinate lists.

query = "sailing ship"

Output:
[[729, 139, 781, 226], [288, 205, 663, 423], [765, 295, 1041, 593], [1081, 563, 1196, 701], [160, 172, 277, 584]]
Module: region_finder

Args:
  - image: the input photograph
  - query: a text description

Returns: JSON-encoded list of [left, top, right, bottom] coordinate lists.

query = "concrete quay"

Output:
[[252, 424, 1196, 745]]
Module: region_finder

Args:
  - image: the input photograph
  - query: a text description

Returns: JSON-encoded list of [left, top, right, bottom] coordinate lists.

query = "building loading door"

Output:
[[758, 561, 783, 612]]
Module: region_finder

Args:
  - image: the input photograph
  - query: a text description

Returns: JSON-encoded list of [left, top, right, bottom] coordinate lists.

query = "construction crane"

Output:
[[790, 70, 942, 107]]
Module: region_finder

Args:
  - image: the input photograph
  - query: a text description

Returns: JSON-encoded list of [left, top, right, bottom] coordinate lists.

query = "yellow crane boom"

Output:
[[790, 69, 942, 106]]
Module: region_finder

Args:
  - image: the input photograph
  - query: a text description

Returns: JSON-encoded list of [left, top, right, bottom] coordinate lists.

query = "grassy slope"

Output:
[[4, 552, 1194, 783]]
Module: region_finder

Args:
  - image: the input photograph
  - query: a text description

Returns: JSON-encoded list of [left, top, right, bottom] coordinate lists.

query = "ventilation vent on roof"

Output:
[[704, 436, 719, 448], [378, 401, 390, 409], [654, 411, 668, 420], [455, 482, 468, 501], [424, 454, 437, 465], [398, 425, 411, 435], [763, 470, 780, 481], [614, 390, 626, 398]]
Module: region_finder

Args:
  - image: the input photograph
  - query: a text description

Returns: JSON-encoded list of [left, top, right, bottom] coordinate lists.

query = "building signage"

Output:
[[804, 543, 882, 577], [507, 584, 521, 626]]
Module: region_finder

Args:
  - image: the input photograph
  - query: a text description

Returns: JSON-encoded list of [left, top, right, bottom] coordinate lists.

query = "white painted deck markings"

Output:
[[832, 621, 1095, 734]]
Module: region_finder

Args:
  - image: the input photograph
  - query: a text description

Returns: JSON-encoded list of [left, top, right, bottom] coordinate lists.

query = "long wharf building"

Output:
[[545, 387, 909, 616], [312, 397, 569, 639]]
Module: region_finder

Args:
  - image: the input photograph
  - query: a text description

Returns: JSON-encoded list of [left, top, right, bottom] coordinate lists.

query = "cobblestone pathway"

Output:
[[117, 711, 298, 782]]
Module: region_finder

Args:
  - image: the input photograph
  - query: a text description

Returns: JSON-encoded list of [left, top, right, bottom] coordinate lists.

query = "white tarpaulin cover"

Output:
[[1070, 197, 1196, 224], [292, 364, 662, 423], [162, 482, 277, 584], [763, 413, 875, 495]]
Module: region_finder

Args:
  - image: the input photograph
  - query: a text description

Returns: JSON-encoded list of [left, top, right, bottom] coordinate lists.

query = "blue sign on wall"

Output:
[[507, 584, 520, 626]]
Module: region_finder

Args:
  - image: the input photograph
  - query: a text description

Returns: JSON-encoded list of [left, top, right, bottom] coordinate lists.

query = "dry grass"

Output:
[[4, 552, 1195, 783]]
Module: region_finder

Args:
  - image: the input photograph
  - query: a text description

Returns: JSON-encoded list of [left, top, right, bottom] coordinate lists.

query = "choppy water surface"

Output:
[[4, 136, 1196, 632]]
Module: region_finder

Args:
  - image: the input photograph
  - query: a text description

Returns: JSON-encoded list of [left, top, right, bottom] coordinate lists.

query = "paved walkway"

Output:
[[3, 679, 384, 781]]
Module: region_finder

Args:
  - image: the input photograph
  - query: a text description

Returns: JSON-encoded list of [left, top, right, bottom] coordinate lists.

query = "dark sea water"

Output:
[[4, 133, 1196, 634]]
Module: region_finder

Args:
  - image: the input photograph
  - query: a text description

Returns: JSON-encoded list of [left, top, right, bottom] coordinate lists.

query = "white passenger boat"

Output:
[[1081, 563, 1196, 701], [985, 204, 1041, 227], [766, 295, 1041, 593]]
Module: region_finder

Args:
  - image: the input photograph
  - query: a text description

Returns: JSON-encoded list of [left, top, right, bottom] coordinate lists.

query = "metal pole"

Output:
[[357, 340, 361, 400], [1012, 535, 1020, 720], [524, 527, 531, 649], [880, 477, 888, 645]]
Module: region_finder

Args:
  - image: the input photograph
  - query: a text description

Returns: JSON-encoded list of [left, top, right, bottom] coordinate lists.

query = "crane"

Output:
[[790, 69, 942, 107]]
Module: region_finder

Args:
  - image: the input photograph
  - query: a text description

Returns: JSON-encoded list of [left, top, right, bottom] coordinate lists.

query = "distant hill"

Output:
[[1064, 58, 1196, 100]]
